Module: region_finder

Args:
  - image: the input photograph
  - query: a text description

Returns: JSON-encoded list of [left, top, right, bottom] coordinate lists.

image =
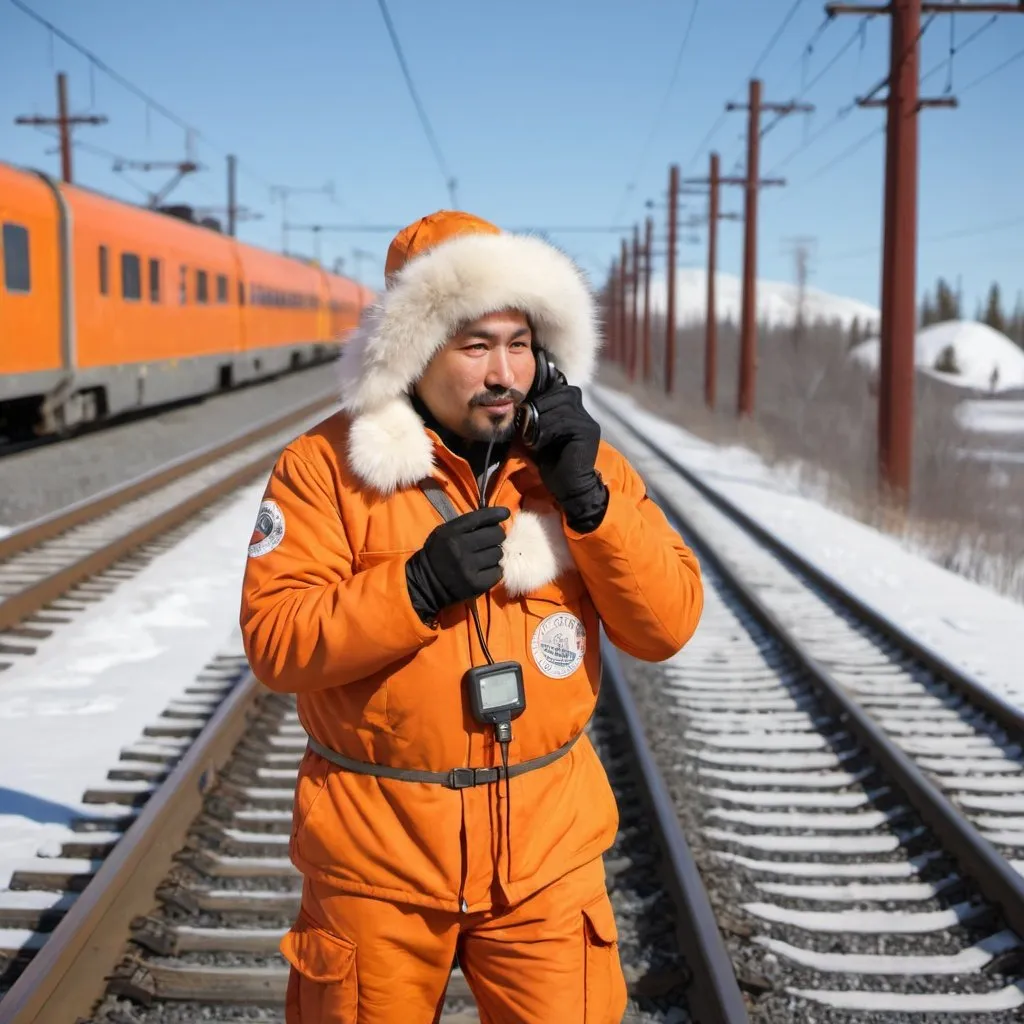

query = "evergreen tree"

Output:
[[934, 344, 960, 375], [848, 315, 863, 349], [983, 282, 1006, 334], [935, 277, 959, 321], [919, 288, 935, 326], [1011, 290, 1024, 347]]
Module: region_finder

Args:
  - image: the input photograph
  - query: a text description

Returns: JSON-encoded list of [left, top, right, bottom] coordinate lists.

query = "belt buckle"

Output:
[[448, 767, 476, 789]]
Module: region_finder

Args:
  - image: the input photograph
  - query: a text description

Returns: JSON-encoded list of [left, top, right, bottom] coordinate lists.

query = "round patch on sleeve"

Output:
[[248, 500, 286, 558], [530, 612, 587, 678]]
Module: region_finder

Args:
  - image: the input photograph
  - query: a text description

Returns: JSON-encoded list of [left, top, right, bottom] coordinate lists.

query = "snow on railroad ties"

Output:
[[591, 383, 1024, 710], [0, 479, 267, 889]]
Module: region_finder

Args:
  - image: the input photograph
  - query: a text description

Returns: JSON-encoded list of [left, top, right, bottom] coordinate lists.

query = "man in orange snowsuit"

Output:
[[239, 210, 703, 1023]]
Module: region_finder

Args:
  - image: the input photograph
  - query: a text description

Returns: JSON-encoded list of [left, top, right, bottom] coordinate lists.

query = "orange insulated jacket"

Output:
[[239, 210, 703, 914], [240, 413, 702, 913]]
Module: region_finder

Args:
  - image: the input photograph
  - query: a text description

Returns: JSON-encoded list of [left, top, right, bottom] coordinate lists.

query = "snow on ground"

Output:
[[956, 398, 1024, 435], [851, 320, 1024, 394], [648, 267, 880, 330], [0, 478, 267, 889], [592, 383, 1024, 709]]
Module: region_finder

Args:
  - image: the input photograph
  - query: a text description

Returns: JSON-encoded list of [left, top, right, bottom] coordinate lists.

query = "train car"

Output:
[[327, 272, 373, 342], [235, 245, 329, 382], [0, 159, 371, 438], [0, 162, 65, 432]]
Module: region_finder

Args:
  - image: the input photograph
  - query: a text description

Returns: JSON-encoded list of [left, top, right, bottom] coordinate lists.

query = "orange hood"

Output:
[[335, 210, 602, 496]]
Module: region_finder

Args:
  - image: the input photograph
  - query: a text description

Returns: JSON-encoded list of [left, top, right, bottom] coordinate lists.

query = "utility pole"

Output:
[[271, 182, 335, 254], [681, 152, 748, 410], [707, 153, 720, 409], [629, 224, 641, 379], [15, 72, 107, 184], [665, 164, 680, 394], [784, 236, 818, 347], [618, 239, 629, 373], [825, 1, 1020, 504], [642, 215, 653, 382], [605, 259, 618, 364], [227, 155, 237, 237], [726, 79, 813, 417]]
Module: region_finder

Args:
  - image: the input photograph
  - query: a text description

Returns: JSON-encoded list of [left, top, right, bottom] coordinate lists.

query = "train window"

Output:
[[98, 245, 109, 295], [216, 274, 228, 303], [2, 222, 31, 293], [196, 269, 208, 304], [149, 258, 161, 302], [179, 265, 187, 304], [121, 252, 142, 301], [237, 280, 245, 306]]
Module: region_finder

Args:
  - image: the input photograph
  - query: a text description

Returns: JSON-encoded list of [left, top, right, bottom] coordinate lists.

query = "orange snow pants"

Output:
[[280, 857, 628, 1024]]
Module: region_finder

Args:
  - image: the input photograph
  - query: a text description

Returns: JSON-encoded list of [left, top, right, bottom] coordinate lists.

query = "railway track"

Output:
[[0, 635, 747, 1023], [0, 393, 337, 647], [591, 388, 1024, 1018]]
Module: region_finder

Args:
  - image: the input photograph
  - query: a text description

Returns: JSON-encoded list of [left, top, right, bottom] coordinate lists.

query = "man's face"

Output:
[[414, 309, 536, 442]]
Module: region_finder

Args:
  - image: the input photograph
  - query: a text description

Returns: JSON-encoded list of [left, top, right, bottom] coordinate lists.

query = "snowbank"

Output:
[[956, 399, 1024, 435], [849, 320, 1024, 393], [648, 268, 880, 331]]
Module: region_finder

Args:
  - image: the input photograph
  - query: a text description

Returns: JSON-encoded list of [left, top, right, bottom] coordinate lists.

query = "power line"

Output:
[[6, 0, 275, 192], [374, 0, 458, 207], [765, 12, 939, 180], [959, 41, 1024, 92], [681, 0, 809, 174], [920, 14, 999, 88], [825, 212, 1024, 262], [800, 124, 883, 185], [761, 17, 869, 139], [611, 0, 701, 223]]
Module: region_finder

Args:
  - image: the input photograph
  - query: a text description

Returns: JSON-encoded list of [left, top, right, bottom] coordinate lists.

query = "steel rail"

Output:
[[0, 393, 337, 632], [591, 394, 1024, 944], [0, 673, 264, 1024], [600, 634, 751, 1024], [589, 389, 1024, 738], [0, 392, 336, 561]]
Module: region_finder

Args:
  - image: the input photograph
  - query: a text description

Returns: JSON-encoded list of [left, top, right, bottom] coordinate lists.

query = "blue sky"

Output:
[[2, 0, 1022, 314]]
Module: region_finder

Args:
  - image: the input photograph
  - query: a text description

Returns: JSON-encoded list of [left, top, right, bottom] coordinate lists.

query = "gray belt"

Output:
[[305, 730, 583, 790]]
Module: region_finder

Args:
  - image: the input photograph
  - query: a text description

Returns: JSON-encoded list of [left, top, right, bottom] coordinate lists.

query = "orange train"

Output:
[[0, 160, 375, 438]]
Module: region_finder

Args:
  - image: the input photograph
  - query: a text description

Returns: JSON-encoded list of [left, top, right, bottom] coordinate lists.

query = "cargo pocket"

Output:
[[280, 909, 358, 1023], [582, 894, 627, 1024]]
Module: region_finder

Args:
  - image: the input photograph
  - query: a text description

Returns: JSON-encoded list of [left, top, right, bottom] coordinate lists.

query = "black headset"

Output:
[[517, 346, 565, 448]]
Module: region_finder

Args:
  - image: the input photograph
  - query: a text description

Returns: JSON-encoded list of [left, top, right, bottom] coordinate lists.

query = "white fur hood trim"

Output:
[[338, 231, 601, 418], [337, 231, 602, 497], [500, 510, 575, 598]]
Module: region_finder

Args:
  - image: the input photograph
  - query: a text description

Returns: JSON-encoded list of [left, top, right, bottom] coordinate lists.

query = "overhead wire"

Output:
[[680, 0, 809, 175], [760, 18, 871, 141], [958, 41, 1024, 94], [374, 0, 458, 205], [920, 14, 999, 87], [6, 0, 276, 192], [610, 0, 701, 224], [765, 13, 938, 180]]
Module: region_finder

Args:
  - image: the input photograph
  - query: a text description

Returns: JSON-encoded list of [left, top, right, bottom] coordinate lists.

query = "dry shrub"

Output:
[[597, 316, 1024, 603]]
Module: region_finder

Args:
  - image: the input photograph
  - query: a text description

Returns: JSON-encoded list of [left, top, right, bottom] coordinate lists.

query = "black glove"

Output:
[[405, 506, 511, 624], [527, 385, 609, 532]]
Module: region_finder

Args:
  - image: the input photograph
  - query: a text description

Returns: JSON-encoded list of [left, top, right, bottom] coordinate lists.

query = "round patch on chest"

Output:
[[248, 499, 286, 558], [530, 612, 587, 678]]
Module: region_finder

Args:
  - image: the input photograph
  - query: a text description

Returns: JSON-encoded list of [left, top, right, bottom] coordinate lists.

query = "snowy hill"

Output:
[[849, 320, 1024, 394], [648, 268, 880, 330]]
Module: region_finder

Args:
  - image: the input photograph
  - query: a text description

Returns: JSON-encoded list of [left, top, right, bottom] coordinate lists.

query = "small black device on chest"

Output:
[[466, 660, 525, 742]]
